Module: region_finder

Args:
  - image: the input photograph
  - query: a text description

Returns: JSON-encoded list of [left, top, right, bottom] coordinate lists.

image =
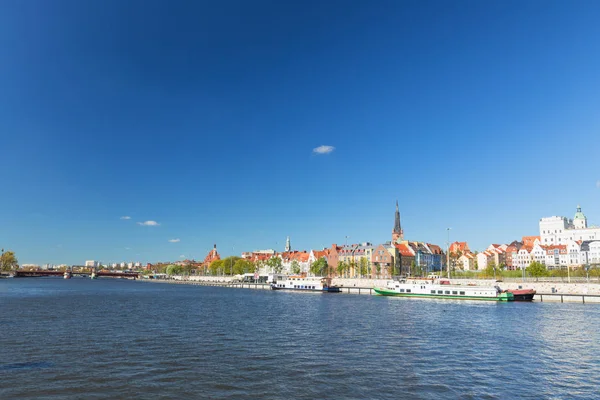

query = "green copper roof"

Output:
[[574, 205, 586, 220]]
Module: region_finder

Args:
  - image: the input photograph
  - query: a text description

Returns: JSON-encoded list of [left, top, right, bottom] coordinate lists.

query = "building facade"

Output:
[[539, 206, 600, 245]]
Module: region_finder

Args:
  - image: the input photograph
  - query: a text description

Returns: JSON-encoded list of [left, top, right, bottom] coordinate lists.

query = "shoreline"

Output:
[[136, 276, 600, 303]]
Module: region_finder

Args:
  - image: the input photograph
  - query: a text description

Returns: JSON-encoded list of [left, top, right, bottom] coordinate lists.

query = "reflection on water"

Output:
[[1, 278, 599, 399]]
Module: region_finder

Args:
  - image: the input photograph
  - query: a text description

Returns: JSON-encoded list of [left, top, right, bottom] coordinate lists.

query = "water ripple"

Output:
[[1, 279, 600, 399]]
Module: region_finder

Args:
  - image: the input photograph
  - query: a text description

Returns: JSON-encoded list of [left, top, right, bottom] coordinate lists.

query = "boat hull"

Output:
[[373, 288, 513, 301], [271, 285, 340, 293], [507, 289, 535, 301]]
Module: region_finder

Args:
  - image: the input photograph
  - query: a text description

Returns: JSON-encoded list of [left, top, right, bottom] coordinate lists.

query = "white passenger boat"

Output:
[[374, 278, 513, 301], [270, 276, 341, 293]]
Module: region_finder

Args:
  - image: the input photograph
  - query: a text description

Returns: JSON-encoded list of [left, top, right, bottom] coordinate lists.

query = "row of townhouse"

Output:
[[239, 240, 444, 279], [509, 239, 600, 269], [395, 241, 444, 275], [455, 237, 600, 272]]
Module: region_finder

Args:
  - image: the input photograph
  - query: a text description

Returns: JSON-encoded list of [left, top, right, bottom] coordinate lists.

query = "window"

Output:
[[406, 289, 411, 293], [400, 289, 404, 292], [431, 290, 436, 294], [438, 290, 443, 294], [452, 291, 458, 295], [460, 291, 465, 295], [445, 290, 450, 294]]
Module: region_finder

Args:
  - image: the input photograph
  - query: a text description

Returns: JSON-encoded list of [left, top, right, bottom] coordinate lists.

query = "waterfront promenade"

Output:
[[140, 275, 600, 303]]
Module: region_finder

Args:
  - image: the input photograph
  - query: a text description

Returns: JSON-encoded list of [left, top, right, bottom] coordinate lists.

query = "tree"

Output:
[[527, 261, 547, 278], [349, 260, 357, 277], [485, 260, 497, 279], [253, 260, 262, 273], [0, 250, 18, 271], [233, 259, 254, 275], [310, 257, 328, 276], [266, 256, 283, 274], [209, 259, 224, 276], [166, 264, 184, 276], [336, 261, 347, 277], [221, 256, 241, 276], [410, 260, 417, 277], [290, 260, 301, 275], [359, 258, 369, 278]]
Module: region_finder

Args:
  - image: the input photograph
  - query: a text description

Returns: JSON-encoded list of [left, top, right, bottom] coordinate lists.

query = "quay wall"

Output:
[[144, 276, 600, 302], [446, 278, 600, 296]]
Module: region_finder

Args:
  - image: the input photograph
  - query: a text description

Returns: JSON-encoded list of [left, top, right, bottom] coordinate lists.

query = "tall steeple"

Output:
[[392, 201, 403, 243], [285, 236, 291, 252]]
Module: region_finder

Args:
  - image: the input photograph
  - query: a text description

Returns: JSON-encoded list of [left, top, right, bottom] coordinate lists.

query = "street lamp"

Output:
[[586, 264, 590, 282]]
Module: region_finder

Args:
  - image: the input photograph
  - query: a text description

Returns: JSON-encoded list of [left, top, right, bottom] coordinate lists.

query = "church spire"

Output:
[[285, 236, 291, 252], [392, 201, 403, 243]]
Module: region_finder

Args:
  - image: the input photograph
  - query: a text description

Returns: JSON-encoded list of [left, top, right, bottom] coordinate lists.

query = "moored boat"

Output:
[[374, 279, 514, 301], [270, 276, 341, 293], [506, 289, 535, 301]]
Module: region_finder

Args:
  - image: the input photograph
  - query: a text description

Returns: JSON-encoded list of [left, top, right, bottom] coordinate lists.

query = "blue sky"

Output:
[[1, 0, 600, 265]]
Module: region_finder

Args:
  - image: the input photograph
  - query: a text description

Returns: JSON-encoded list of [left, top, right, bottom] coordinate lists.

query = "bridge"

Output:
[[14, 270, 139, 279]]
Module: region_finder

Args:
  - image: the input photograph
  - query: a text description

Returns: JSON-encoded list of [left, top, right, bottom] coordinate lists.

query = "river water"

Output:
[[1, 278, 599, 399]]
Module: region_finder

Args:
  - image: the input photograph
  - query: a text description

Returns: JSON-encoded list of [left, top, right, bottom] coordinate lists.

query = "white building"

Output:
[[539, 205, 600, 245], [513, 247, 532, 270], [476, 251, 492, 270], [544, 245, 569, 269], [85, 260, 100, 268], [280, 251, 310, 275], [486, 244, 507, 266], [531, 240, 547, 265], [581, 241, 600, 265], [458, 253, 475, 270]]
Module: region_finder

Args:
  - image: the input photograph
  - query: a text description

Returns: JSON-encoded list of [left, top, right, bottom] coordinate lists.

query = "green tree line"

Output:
[[1, 249, 18, 271]]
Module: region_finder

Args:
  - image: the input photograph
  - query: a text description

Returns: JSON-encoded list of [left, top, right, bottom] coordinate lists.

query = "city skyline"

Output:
[[12, 202, 600, 266], [2, 1, 600, 265]]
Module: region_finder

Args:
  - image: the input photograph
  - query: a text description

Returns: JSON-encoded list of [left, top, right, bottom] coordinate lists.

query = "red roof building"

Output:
[[202, 244, 221, 268]]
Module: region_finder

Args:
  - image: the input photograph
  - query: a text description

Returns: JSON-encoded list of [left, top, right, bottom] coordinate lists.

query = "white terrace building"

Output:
[[580, 241, 600, 266], [476, 251, 493, 270], [513, 247, 532, 270], [539, 205, 600, 245], [458, 253, 476, 271], [501, 235, 600, 270]]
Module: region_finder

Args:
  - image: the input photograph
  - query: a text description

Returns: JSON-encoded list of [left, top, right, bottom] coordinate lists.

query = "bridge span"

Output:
[[14, 270, 139, 279]]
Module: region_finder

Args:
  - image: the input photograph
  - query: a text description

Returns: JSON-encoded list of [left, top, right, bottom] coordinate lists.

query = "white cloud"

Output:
[[596, 180, 600, 188], [125, 247, 131, 250], [179, 254, 185, 258], [120, 216, 131, 220], [168, 238, 180, 243], [313, 145, 335, 155], [137, 220, 160, 226]]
